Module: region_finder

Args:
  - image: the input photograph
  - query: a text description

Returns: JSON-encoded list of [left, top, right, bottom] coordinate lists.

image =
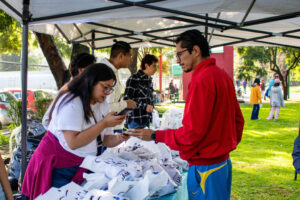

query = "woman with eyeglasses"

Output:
[[22, 64, 128, 200]]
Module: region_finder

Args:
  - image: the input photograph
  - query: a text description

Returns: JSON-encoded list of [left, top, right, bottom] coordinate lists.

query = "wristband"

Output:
[[151, 131, 157, 143]]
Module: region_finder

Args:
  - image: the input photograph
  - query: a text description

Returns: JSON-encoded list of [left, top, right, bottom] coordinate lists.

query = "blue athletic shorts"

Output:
[[187, 158, 232, 200]]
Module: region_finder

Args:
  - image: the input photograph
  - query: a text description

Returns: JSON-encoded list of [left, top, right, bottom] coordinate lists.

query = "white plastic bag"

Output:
[[152, 109, 161, 130]]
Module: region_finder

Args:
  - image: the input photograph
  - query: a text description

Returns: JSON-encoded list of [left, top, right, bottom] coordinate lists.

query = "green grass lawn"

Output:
[[156, 101, 300, 199], [0, 131, 9, 145], [231, 102, 300, 200]]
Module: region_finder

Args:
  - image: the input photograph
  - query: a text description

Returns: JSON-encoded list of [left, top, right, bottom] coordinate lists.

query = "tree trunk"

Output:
[[128, 48, 139, 74], [34, 32, 70, 89], [282, 71, 289, 100], [283, 81, 288, 100], [276, 70, 288, 100]]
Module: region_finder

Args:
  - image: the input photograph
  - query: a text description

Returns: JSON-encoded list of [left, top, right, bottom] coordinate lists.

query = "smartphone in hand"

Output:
[[116, 108, 133, 116]]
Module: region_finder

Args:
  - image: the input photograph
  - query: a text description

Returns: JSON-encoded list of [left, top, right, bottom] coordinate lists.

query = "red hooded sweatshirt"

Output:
[[156, 58, 244, 166]]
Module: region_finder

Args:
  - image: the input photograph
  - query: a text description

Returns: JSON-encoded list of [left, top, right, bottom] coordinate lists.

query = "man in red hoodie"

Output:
[[127, 29, 244, 200]]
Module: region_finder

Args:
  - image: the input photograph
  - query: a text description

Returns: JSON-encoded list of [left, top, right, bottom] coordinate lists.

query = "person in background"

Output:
[[242, 78, 247, 94], [260, 79, 266, 100], [0, 154, 13, 200], [69, 53, 96, 77], [236, 79, 241, 89], [292, 122, 300, 178], [43, 53, 96, 129], [98, 40, 137, 133], [266, 79, 284, 120], [124, 54, 158, 129], [126, 30, 244, 200], [250, 78, 262, 120], [169, 80, 176, 94], [265, 73, 279, 98], [22, 64, 128, 200], [174, 84, 179, 94]]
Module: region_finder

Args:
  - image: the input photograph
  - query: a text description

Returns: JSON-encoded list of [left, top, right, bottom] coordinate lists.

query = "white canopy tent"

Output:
[[1, 0, 300, 194], [1, 0, 300, 49]]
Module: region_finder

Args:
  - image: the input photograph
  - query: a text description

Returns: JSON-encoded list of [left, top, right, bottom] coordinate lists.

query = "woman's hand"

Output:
[[118, 133, 130, 142], [146, 105, 154, 113], [102, 112, 126, 128]]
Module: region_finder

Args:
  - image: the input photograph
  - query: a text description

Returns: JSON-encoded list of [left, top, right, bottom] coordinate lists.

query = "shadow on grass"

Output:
[[231, 102, 300, 199]]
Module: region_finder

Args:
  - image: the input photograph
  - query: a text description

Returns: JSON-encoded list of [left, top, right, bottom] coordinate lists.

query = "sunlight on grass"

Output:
[[231, 101, 300, 200]]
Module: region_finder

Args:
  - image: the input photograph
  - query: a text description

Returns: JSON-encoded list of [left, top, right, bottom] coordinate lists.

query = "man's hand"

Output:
[[125, 128, 154, 141], [146, 105, 154, 113], [126, 99, 137, 109]]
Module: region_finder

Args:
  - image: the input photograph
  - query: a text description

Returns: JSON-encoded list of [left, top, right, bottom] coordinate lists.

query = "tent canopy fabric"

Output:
[[1, 0, 300, 48]]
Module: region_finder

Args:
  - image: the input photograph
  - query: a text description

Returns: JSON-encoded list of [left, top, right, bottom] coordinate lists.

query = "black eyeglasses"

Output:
[[176, 49, 189, 60]]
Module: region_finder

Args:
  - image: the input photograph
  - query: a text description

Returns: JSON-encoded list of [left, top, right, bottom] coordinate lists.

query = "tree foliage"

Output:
[[54, 36, 72, 60], [0, 10, 38, 54], [138, 47, 174, 74], [236, 47, 268, 80], [237, 46, 300, 99], [0, 10, 22, 54], [0, 10, 71, 60]]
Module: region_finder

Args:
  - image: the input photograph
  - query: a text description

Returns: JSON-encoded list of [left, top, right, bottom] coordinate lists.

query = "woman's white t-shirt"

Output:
[[48, 94, 113, 157]]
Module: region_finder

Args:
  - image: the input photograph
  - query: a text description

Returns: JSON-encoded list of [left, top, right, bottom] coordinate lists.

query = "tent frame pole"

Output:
[[21, 0, 30, 199], [92, 30, 95, 55]]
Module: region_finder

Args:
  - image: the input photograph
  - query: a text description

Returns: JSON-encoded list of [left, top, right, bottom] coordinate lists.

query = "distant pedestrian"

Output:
[[242, 79, 247, 94], [265, 73, 279, 98], [169, 80, 176, 94], [174, 84, 179, 94], [250, 78, 262, 120], [260, 80, 265, 100], [236, 79, 241, 88], [266, 79, 284, 120]]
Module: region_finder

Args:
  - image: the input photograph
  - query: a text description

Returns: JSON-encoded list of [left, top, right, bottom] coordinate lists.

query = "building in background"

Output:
[[182, 46, 234, 100]]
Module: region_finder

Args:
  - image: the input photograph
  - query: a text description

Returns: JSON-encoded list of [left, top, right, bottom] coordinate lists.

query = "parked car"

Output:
[[0, 91, 17, 129], [0, 103, 12, 129], [8, 89, 53, 113]]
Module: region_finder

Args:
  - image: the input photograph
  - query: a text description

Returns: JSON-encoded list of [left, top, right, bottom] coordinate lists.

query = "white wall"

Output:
[[0, 70, 57, 90]]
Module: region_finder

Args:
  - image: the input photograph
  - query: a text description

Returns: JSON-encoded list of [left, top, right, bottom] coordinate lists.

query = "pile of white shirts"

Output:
[[79, 138, 185, 199], [38, 137, 188, 200], [160, 107, 184, 130], [35, 182, 129, 200]]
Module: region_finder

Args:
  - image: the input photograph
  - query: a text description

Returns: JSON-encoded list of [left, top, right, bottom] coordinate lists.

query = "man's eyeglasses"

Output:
[[99, 82, 114, 94], [176, 49, 189, 60]]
